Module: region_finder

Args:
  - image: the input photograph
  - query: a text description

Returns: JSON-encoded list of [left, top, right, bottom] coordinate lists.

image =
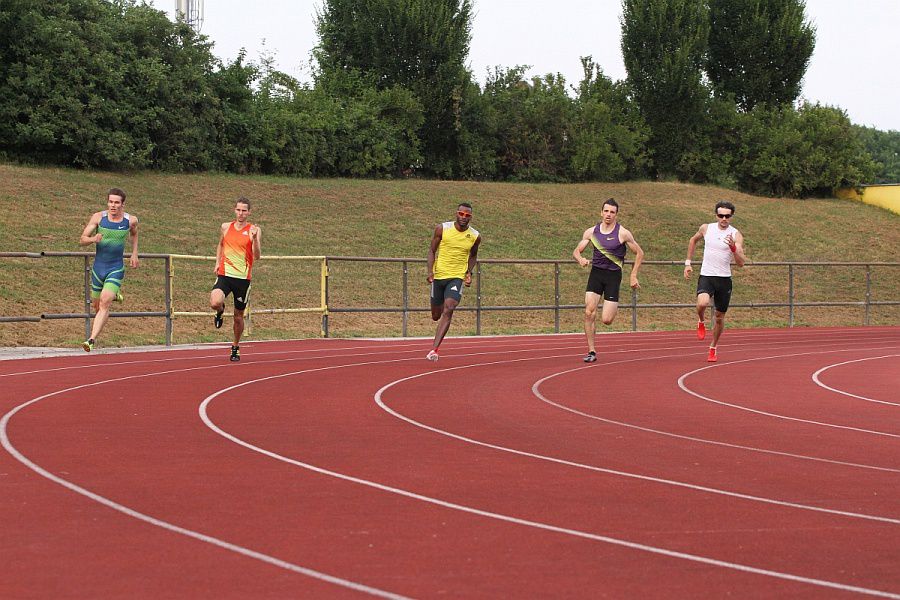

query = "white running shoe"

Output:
[[426, 349, 439, 361]]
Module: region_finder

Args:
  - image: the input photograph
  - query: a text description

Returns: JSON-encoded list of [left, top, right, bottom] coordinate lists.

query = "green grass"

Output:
[[1, 163, 897, 347]]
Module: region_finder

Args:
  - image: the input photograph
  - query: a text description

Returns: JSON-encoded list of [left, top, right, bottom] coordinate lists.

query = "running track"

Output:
[[1, 327, 898, 599]]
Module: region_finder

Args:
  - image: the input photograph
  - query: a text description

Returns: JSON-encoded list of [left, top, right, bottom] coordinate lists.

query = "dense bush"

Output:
[[0, 0, 893, 192], [732, 103, 876, 197]]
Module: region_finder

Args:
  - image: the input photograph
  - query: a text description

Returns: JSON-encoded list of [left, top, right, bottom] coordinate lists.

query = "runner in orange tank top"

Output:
[[210, 197, 261, 362]]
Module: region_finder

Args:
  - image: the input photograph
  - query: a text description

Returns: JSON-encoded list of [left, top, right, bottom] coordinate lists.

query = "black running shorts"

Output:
[[431, 278, 464, 306], [697, 275, 733, 313], [213, 275, 252, 310], [586, 267, 623, 302]]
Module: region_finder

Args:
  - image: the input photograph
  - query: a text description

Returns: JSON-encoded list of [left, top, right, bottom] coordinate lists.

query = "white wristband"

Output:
[[684, 260, 691, 266]]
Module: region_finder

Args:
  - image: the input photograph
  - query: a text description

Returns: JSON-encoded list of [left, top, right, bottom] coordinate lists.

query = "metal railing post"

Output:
[[83, 255, 91, 339], [788, 264, 795, 327], [402, 260, 409, 337], [165, 255, 173, 345], [476, 262, 482, 335], [322, 258, 329, 338], [631, 286, 638, 331], [865, 264, 872, 326], [554, 262, 560, 333]]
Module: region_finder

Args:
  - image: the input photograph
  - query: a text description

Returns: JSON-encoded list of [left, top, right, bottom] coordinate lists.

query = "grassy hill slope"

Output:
[[1, 163, 897, 347]]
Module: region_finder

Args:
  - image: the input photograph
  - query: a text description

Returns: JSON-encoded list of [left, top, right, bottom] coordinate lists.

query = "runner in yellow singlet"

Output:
[[425, 202, 482, 361]]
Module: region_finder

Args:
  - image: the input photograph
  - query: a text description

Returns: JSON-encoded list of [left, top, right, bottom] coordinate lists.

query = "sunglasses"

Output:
[[457, 211, 472, 218], [716, 213, 733, 218]]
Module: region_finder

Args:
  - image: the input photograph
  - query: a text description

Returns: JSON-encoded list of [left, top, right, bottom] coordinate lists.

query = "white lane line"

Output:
[[0, 362, 421, 599], [811, 356, 900, 407], [0, 330, 896, 378], [5, 339, 898, 597], [532, 364, 900, 474], [370, 352, 900, 524], [677, 348, 900, 438], [199, 362, 900, 598]]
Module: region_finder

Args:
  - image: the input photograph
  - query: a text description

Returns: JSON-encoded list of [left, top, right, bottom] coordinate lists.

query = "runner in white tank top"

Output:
[[683, 201, 747, 362]]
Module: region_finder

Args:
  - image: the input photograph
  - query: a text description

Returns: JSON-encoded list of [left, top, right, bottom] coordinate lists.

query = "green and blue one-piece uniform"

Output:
[[90, 211, 131, 299]]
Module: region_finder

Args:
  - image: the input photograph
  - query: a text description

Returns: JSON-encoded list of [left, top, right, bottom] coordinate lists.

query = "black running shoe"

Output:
[[583, 351, 597, 363], [230, 345, 240, 362], [214, 310, 224, 329]]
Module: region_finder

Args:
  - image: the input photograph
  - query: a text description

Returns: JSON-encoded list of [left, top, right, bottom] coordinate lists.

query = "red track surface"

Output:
[[2, 327, 898, 599]]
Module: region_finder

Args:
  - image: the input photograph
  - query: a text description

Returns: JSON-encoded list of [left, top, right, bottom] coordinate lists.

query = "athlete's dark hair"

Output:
[[714, 200, 735, 215], [458, 202, 473, 211], [602, 198, 619, 211], [236, 196, 251, 209], [107, 188, 126, 203]]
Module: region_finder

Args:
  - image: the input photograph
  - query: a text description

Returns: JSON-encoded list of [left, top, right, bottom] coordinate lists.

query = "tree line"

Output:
[[0, 0, 897, 196]]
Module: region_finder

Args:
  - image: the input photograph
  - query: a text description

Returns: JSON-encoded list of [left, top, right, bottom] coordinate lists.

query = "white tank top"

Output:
[[700, 223, 738, 277]]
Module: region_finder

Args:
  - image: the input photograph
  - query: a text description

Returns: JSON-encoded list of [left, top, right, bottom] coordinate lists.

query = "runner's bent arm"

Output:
[[128, 215, 139, 268], [622, 227, 644, 289], [464, 236, 481, 287], [79, 213, 102, 245], [251, 225, 261, 260], [684, 224, 707, 279], [731, 230, 746, 267], [426, 224, 442, 283], [214, 222, 227, 274], [572, 227, 593, 268]]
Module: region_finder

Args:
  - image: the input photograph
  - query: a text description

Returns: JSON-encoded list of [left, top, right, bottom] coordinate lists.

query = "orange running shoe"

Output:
[[707, 347, 717, 362], [697, 320, 706, 340]]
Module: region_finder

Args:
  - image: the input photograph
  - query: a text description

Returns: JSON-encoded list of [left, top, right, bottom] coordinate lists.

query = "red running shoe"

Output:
[[707, 347, 718, 362], [426, 349, 439, 362], [697, 320, 706, 340]]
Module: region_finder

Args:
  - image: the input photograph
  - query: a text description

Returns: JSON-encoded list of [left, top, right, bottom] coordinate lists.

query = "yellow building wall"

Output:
[[835, 184, 900, 215]]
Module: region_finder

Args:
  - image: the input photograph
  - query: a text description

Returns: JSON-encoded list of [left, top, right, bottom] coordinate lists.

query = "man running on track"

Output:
[[210, 197, 261, 362], [78, 188, 139, 352], [684, 200, 747, 362], [425, 202, 481, 361], [573, 198, 644, 363]]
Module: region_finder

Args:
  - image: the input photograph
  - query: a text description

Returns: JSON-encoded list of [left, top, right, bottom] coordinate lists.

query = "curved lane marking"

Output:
[[811, 355, 900, 407], [677, 348, 900, 438], [532, 364, 900, 474], [199, 353, 900, 598]]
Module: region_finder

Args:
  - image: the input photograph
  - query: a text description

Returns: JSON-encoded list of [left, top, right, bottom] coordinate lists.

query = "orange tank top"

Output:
[[216, 222, 255, 280]]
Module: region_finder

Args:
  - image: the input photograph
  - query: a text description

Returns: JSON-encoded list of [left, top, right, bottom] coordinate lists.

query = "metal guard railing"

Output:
[[1, 251, 898, 344]]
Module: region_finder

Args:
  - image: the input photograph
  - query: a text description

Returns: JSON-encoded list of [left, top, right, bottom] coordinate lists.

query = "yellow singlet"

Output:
[[433, 221, 480, 279]]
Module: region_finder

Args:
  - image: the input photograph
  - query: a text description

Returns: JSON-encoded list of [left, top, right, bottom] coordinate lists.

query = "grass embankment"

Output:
[[1, 163, 897, 348]]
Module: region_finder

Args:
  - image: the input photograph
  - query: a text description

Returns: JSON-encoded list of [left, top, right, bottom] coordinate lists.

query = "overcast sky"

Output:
[[156, 0, 899, 131]]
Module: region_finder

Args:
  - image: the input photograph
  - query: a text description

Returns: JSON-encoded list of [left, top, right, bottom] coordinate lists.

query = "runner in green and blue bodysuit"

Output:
[[78, 188, 139, 351]]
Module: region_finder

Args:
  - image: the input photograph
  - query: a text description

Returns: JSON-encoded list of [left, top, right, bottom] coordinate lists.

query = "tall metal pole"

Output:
[[83, 255, 91, 340], [475, 263, 482, 336], [788, 264, 795, 327], [164, 256, 173, 346], [865, 265, 872, 326], [554, 262, 560, 333], [402, 261, 409, 337]]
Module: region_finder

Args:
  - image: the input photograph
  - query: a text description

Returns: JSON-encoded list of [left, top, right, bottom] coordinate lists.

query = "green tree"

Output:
[[732, 103, 876, 197], [621, 0, 710, 176], [571, 57, 650, 181], [0, 0, 223, 170], [707, 0, 815, 111], [481, 67, 575, 182], [315, 0, 473, 176], [854, 125, 900, 184]]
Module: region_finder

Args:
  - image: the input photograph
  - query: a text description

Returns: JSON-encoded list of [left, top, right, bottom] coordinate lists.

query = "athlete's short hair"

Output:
[[714, 200, 735, 215], [602, 198, 619, 212], [458, 202, 473, 211], [236, 196, 251, 210], [107, 188, 126, 203]]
